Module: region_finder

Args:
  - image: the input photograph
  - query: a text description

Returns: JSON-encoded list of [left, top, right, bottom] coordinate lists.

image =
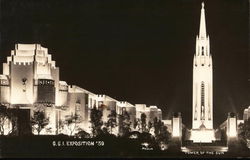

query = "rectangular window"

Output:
[[201, 82, 205, 120]]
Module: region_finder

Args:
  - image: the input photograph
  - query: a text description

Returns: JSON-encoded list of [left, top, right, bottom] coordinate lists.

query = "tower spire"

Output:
[[191, 1, 215, 143], [199, 2, 206, 38]]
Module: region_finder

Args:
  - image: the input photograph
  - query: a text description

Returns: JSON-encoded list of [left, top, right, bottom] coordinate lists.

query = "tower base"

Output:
[[190, 129, 215, 143]]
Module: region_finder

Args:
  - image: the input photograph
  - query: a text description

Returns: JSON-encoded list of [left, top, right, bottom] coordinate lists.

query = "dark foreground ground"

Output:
[[0, 135, 250, 158]]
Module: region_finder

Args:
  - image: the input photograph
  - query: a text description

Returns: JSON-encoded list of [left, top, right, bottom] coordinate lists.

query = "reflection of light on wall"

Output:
[[46, 108, 57, 135], [172, 117, 180, 137], [57, 81, 68, 106], [10, 81, 33, 105], [227, 117, 237, 138], [191, 131, 208, 142], [243, 107, 250, 121], [162, 120, 172, 133], [3, 119, 12, 135], [135, 104, 162, 122], [190, 129, 215, 143], [78, 120, 92, 135]]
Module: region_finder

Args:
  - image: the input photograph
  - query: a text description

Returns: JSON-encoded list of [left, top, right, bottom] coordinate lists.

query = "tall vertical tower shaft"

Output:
[[192, 2, 213, 130]]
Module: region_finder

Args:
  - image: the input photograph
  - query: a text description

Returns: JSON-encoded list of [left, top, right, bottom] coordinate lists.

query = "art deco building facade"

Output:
[[0, 43, 163, 135]]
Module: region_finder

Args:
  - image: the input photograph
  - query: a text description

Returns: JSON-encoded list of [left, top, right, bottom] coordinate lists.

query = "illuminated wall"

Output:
[[10, 63, 34, 104], [135, 104, 162, 123], [149, 106, 159, 121], [172, 113, 182, 138], [227, 113, 237, 138], [67, 92, 87, 120], [162, 120, 172, 133], [96, 95, 118, 122], [135, 104, 146, 119], [51, 67, 60, 106], [243, 106, 250, 121], [117, 101, 136, 125], [158, 109, 162, 120], [0, 75, 10, 105], [57, 81, 68, 107]]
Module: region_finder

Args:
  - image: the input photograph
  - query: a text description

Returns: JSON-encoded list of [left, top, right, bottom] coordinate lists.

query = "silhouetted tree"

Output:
[[182, 127, 187, 142], [76, 128, 91, 138], [133, 118, 141, 131], [105, 110, 117, 134], [0, 106, 11, 135], [134, 119, 137, 129], [158, 123, 171, 144], [58, 119, 64, 134], [148, 121, 153, 133], [31, 111, 49, 135], [9, 112, 18, 135], [64, 113, 82, 136], [239, 119, 250, 141], [153, 117, 161, 136], [90, 106, 103, 137], [101, 127, 109, 135], [118, 110, 131, 137], [153, 117, 171, 144]]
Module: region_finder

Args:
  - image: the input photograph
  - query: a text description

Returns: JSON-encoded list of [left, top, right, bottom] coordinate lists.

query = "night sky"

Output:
[[0, 0, 249, 128]]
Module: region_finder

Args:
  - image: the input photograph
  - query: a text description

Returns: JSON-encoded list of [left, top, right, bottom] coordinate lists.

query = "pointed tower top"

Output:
[[199, 2, 206, 38]]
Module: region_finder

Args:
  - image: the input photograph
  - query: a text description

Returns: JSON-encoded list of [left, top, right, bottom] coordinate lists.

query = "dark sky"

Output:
[[0, 0, 249, 128]]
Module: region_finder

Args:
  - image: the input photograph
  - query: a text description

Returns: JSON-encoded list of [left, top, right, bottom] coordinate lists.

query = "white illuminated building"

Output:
[[0, 44, 91, 135], [243, 106, 250, 121], [0, 44, 163, 136], [172, 113, 182, 138], [135, 104, 162, 123], [190, 2, 215, 143]]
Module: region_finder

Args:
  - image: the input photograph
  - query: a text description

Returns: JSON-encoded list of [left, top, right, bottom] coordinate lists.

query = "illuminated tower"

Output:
[[190, 2, 215, 143]]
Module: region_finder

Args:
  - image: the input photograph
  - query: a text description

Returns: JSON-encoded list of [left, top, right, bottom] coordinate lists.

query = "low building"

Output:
[[135, 104, 162, 123], [162, 120, 172, 133], [96, 94, 118, 122], [117, 101, 136, 122], [135, 104, 147, 119], [172, 112, 182, 139], [243, 106, 250, 121]]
